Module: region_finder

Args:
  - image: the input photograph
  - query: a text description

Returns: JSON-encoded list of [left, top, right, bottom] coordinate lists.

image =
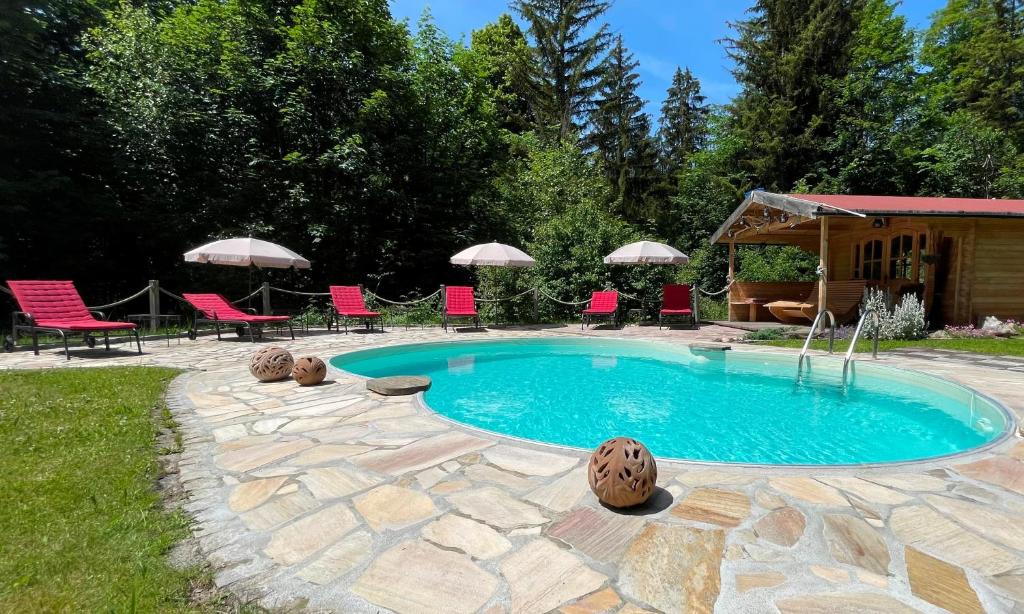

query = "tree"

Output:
[[658, 67, 709, 175], [586, 35, 656, 220], [725, 0, 863, 191], [470, 14, 533, 133], [513, 0, 611, 140], [917, 111, 1024, 198], [922, 0, 1024, 139]]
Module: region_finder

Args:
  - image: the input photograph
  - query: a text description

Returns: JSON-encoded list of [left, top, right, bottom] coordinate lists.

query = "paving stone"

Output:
[[618, 606, 657, 614], [251, 417, 289, 434], [755, 490, 787, 510], [482, 445, 580, 477], [922, 494, 1024, 551], [352, 539, 497, 614], [955, 457, 1024, 495], [263, 503, 359, 565], [430, 479, 471, 494], [890, 505, 1021, 575], [775, 592, 921, 613], [674, 470, 758, 488], [735, 572, 786, 593], [463, 463, 537, 492], [822, 514, 890, 575], [546, 506, 646, 563], [278, 416, 341, 433], [291, 444, 374, 465], [353, 484, 438, 532], [343, 404, 417, 424], [769, 477, 848, 506], [987, 574, 1024, 602], [864, 472, 949, 492], [421, 514, 512, 560], [297, 530, 373, 584], [228, 476, 288, 513], [524, 466, 589, 512], [212, 423, 248, 442], [216, 439, 315, 472], [905, 546, 984, 614], [372, 415, 448, 434], [240, 490, 319, 531], [818, 477, 913, 505], [501, 539, 607, 614], [670, 488, 751, 527], [559, 587, 622, 613], [753, 506, 805, 547], [298, 466, 381, 500], [447, 487, 549, 529], [352, 431, 493, 475], [619, 522, 725, 614], [809, 565, 849, 583], [415, 466, 447, 489]]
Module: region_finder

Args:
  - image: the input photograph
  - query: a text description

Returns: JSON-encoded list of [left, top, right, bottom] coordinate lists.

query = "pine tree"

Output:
[[471, 14, 533, 133], [586, 35, 656, 220], [658, 67, 709, 175], [725, 0, 864, 190], [512, 0, 611, 140]]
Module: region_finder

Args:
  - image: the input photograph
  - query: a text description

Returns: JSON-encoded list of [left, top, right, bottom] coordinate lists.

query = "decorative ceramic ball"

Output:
[[587, 437, 658, 508], [249, 347, 294, 382], [292, 356, 327, 386]]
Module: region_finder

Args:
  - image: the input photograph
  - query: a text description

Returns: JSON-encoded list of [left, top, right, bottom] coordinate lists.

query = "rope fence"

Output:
[[88, 286, 151, 311], [536, 288, 591, 306], [476, 287, 536, 303], [269, 286, 330, 297], [364, 289, 441, 306]]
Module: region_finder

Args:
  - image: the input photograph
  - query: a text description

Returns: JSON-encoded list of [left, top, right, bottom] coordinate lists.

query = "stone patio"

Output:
[[5, 323, 1024, 613]]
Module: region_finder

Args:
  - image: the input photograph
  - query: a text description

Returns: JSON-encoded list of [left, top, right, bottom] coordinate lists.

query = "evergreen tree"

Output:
[[512, 0, 611, 140], [922, 0, 1024, 140], [658, 67, 708, 175], [586, 35, 656, 220], [471, 14, 533, 133], [725, 0, 863, 191]]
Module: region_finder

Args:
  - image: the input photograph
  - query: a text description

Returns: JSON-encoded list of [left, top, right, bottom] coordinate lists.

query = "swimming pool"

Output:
[[331, 338, 1012, 465]]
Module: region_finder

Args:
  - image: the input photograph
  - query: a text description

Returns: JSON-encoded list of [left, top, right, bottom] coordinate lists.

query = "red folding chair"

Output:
[[582, 290, 619, 329], [329, 285, 383, 333], [6, 280, 142, 360], [183, 293, 293, 342], [443, 286, 480, 331], [659, 284, 698, 329]]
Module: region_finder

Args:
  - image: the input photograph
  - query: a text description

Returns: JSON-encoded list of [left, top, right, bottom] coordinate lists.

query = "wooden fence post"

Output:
[[262, 282, 271, 315], [148, 280, 160, 332]]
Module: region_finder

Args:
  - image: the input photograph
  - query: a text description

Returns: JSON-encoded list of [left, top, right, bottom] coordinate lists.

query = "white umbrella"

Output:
[[450, 242, 535, 268], [603, 240, 689, 265], [184, 237, 311, 269]]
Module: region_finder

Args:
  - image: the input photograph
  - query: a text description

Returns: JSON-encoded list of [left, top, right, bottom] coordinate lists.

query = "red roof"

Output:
[[787, 193, 1024, 217]]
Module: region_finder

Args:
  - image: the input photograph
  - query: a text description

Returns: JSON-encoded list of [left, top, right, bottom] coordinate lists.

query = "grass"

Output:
[[0, 367, 203, 612], [757, 336, 1024, 357]]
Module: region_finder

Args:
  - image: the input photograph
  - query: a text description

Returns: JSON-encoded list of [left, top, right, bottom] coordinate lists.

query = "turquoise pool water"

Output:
[[330, 338, 1009, 465]]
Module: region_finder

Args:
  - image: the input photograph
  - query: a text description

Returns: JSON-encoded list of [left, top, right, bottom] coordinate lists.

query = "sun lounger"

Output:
[[183, 293, 294, 342]]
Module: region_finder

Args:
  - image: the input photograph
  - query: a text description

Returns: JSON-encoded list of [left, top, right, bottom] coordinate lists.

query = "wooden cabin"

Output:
[[709, 192, 1024, 326]]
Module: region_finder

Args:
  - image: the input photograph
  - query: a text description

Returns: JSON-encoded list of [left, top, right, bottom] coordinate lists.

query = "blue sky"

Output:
[[389, 0, 947, 117]]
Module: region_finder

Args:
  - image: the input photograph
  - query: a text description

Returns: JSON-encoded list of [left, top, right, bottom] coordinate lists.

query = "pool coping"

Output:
[[328, 335, 1020, 473]]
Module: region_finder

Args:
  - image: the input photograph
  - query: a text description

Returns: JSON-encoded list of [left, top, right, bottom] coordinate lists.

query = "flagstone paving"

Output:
[[6, 323, 1024, 612]]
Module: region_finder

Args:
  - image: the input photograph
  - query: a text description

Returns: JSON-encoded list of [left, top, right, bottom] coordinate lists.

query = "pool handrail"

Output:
[[797, 309, 835, 373], [842, 308, 881, 383]]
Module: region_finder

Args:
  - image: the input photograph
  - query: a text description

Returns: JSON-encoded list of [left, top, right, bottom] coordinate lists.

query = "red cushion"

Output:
[[585, 291, 618, 313], [34, 319, 137, 331], [445, 286, 476, 315], [330, 286, 376, 315], [660, 308, 693, 315], [339, 310, 381, 317], [7, 280, 136, 329], [183, 293, 288, 322], [662, 284, 692, 310]]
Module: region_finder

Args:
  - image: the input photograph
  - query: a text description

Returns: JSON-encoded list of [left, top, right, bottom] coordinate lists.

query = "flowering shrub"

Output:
[[858, 289, 928, 341], [943, 324, 997, 338]]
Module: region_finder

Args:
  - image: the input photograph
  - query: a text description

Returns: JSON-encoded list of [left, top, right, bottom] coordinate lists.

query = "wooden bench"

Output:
[[766, 280, 867, 324], [729, 282, 815, 322]]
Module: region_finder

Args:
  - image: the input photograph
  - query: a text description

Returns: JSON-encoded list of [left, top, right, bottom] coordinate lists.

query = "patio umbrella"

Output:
[[603, 240, 689, 265], [184, 237, 311, 269], [450, 242, 535, 268]]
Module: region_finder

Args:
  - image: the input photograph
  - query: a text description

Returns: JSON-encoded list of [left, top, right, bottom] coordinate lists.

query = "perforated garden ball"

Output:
[[249, 347, 294, 382], [587, 437, 657, 508], [292, 356, 327, 386]]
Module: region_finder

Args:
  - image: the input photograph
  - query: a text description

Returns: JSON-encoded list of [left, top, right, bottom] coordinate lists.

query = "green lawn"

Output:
[[0, 367, 205, 611], [757, 336, 1024, 357]]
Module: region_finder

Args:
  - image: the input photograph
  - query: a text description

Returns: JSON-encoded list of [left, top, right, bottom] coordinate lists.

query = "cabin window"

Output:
[[855, 239, 884, 281], [889, 234, 913, 280]]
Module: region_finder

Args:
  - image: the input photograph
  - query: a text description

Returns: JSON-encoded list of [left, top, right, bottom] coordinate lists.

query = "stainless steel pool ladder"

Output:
[[797, 309, 836, 373], [842, 309, 881, 383]]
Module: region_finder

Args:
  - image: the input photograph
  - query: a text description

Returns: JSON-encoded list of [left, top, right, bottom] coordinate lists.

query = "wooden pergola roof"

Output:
[[710, 192, 1024, 247]]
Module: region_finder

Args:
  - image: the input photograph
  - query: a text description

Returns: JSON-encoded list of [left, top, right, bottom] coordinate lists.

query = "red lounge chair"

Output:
[[329, 285, 383, 333], [659, 284, 699, 329], [6, 280, 142, 360], [183, 293, 293, 342], [443, 286, 480, 331], [582, 290, 619, 329]]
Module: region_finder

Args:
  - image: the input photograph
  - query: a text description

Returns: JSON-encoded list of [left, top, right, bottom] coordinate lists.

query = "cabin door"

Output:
[[930, 236, 957, 327]]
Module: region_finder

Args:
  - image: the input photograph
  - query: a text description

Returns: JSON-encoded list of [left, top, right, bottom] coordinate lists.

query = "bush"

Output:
[[744, 326, 796, 341], [860, 288, 928, 340]]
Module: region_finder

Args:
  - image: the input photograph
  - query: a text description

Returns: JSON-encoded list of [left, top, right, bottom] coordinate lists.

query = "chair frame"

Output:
[[659, 284, 700, 330], [9, 309, 142, 360], [328, 285, 384, 334]]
